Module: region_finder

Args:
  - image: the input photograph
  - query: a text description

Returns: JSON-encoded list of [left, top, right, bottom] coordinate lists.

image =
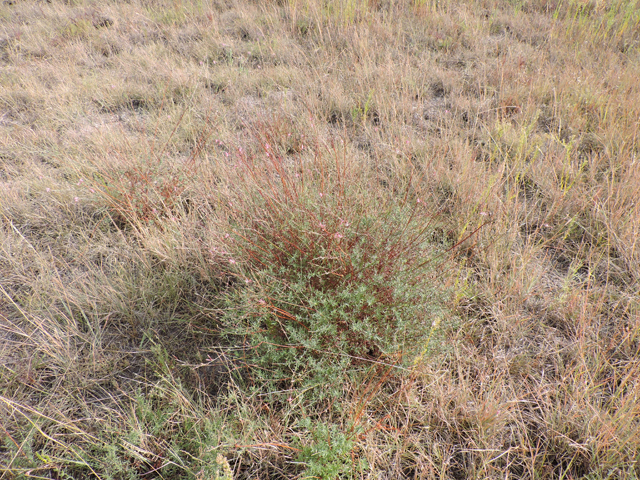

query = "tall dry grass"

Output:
[[1, 0, 639, 478]]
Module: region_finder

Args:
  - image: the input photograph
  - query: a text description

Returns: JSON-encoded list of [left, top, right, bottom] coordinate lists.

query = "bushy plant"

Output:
[[220, 129, 451, 397], [84, 113, 210, 228], [296, 419, 366, 479], [96, 157, 191, 225]]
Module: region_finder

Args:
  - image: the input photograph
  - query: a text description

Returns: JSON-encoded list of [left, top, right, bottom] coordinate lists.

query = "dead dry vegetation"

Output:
[[1, 0, 639, 478]]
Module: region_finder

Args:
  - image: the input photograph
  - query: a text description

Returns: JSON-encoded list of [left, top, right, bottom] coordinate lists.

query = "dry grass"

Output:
[[1, 0, 639, 478]]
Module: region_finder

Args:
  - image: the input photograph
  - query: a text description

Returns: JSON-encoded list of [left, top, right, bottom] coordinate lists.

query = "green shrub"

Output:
[[297, 419, 366, 479], [220, 130, 451, 399]]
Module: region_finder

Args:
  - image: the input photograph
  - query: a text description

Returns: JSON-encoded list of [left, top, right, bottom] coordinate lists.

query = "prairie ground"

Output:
[[1, 0, 639, 478]]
